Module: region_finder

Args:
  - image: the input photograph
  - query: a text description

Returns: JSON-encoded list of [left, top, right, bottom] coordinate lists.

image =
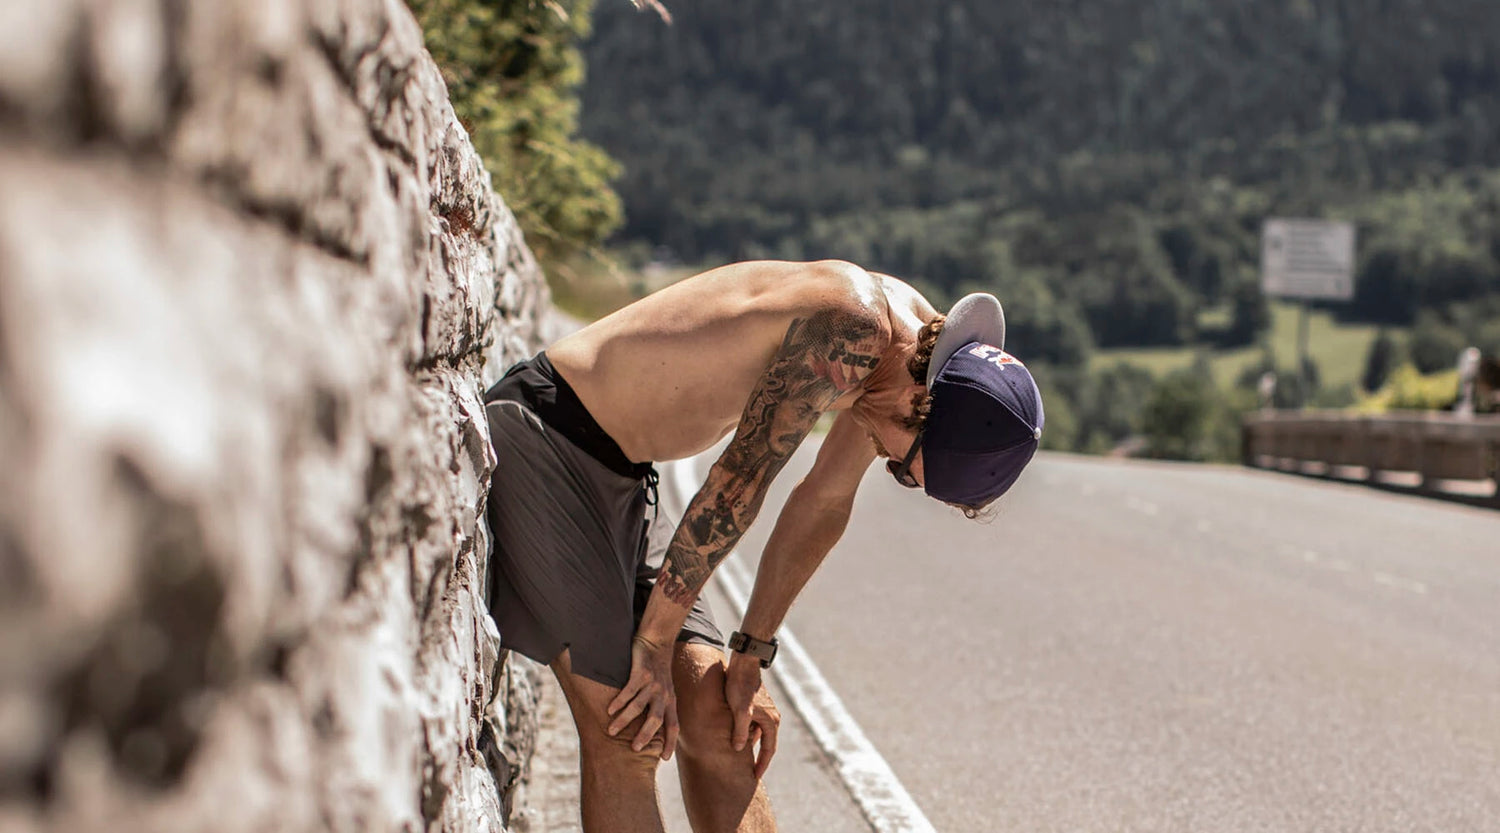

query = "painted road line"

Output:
[[666, 460, 937, 833], [714, 557, 939, 833], [1373, 571, 1429, 594]]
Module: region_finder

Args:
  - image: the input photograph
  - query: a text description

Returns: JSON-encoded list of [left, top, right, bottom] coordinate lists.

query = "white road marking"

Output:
[[1282, 544, 1429, 596], [1373, 572, 1429, 595], [1126, 496, 1159, 516], [666, 460, 937, 833]]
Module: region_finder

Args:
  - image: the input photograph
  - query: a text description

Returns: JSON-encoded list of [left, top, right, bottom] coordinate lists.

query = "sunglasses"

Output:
[[885, 429, 924, 489]]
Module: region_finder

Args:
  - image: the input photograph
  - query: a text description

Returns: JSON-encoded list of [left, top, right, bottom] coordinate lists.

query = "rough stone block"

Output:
[[0, 0, 547, 830]]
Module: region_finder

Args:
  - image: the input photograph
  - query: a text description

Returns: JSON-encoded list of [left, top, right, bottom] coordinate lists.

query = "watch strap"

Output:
[[728, 630, 778, 668]]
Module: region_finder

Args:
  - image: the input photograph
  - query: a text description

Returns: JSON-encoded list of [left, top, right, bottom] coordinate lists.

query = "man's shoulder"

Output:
[[786, 260, 892, 339]]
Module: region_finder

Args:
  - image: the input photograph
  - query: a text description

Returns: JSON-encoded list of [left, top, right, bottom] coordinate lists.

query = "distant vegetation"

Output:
[[411, 0, 1500, 461], [573, 0, 1500, 458], [580, 1, 1500, 343]]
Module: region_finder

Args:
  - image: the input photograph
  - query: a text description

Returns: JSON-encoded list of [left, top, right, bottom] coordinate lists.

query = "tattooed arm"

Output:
[[734, 409, 875, 644], [723, 409, 878, 776], [605, 304, 889, 759], [654, 305, 887, 617]]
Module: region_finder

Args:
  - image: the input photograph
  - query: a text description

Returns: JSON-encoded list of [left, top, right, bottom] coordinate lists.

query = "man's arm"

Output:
[[606, 304, 888, 757], [736, 410, 875, 643], [647, 305, 887, 638], [718, 411, 875, 774]]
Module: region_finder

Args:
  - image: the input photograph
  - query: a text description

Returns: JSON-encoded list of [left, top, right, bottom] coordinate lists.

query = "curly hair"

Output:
[[903, 314, 996, 520], [900, 314, 944, 432]]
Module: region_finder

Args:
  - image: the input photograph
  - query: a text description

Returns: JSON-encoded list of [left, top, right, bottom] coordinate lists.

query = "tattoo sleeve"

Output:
[[657, 308, 886, 608]]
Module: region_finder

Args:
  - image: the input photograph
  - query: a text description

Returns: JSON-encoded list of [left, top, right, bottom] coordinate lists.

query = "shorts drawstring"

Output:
[[643, 465, 661, 522]]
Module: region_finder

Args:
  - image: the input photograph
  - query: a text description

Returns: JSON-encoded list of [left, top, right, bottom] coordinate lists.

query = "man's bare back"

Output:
[[546, 260, 938, 463]]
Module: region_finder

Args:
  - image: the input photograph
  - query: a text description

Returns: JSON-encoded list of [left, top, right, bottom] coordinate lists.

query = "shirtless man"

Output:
[[483, 260, 1044, 832]]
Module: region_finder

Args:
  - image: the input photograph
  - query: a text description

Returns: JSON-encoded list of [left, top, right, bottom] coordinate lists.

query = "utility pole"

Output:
[[1297, 301, 1311, 405]]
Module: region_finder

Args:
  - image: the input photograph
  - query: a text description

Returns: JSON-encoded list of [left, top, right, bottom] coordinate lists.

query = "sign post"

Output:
[[1457, 346, 1481, 419], [1260, 219, 1357, 406]]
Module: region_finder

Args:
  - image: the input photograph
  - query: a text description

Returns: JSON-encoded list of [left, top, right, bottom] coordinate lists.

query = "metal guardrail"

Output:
[[1241, 411, 1500, 506]]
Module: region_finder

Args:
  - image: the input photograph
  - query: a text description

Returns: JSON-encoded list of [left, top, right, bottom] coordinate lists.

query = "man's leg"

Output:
[[672, 643, 777, 833], [551, 649, 667, 833]]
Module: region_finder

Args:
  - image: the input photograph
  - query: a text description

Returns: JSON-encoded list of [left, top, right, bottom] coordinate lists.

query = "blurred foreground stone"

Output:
[[0, 0, 550, 830]]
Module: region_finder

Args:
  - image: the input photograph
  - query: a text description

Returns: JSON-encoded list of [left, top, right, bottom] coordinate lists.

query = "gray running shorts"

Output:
[[484, 399, 724, 688]]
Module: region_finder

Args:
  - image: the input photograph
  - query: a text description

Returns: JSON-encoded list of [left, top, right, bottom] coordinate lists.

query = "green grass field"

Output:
[[1091, 301, 1396, 392], [546, 258, 702, 322]]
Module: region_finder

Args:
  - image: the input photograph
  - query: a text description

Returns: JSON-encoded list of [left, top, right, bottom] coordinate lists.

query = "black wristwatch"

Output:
[[728, 631, 779, 668]]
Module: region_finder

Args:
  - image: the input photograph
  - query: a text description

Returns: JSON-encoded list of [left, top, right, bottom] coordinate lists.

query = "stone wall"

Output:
[[0, 1, 549, 830]]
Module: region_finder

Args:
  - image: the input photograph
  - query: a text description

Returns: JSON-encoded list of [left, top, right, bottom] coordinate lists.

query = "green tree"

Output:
[[1074, 362, 1156, 454], [1226, 276, 1272, 347], [1142, 358, 1233, 462], [1409, 311, 1468, 373], [407, 0, 623, 266], [1476, 319, 1500, 360], [1361, 328, 1401, 392]]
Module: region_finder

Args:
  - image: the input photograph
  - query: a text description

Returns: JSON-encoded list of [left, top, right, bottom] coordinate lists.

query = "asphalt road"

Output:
[[693, 442, 1500, 833]]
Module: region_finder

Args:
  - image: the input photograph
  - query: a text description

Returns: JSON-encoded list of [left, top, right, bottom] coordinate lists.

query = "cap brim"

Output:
[[925, 438, 1038, 507], [927, 293, 1006, 388]]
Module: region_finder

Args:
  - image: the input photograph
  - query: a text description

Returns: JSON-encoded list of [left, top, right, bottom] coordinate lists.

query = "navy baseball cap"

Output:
[[921, 293, 1045, 507]]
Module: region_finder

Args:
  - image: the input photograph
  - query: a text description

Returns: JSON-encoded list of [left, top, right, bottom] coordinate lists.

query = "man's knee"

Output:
[[553, 655, 667, 776], [676, 680, 736, 759], [672, 648, 757, 770], [576, 711, 667, 774]]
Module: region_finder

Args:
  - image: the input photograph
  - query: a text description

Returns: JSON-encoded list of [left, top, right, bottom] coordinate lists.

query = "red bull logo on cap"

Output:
[[967, 344, 1023, 368]]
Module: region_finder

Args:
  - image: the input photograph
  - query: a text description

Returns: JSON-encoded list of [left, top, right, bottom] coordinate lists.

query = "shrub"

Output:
[[1408, 312, 1469, 373], [1361, 328, 1402, 392], [1361, 364, 1461, 411], [1142, 360, 1236, 462]]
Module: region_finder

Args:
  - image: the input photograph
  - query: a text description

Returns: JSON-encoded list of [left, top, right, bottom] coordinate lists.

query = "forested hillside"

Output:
[[579, 0, 1500, 362]]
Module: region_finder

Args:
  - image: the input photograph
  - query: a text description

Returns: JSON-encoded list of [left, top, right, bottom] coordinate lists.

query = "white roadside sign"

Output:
[[1261, 218, 1356, 300]]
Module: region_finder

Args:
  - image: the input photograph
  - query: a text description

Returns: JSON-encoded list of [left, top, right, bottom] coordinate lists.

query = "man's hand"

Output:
[[607, 635, 679, 760], [726, 652, 781, 779]]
